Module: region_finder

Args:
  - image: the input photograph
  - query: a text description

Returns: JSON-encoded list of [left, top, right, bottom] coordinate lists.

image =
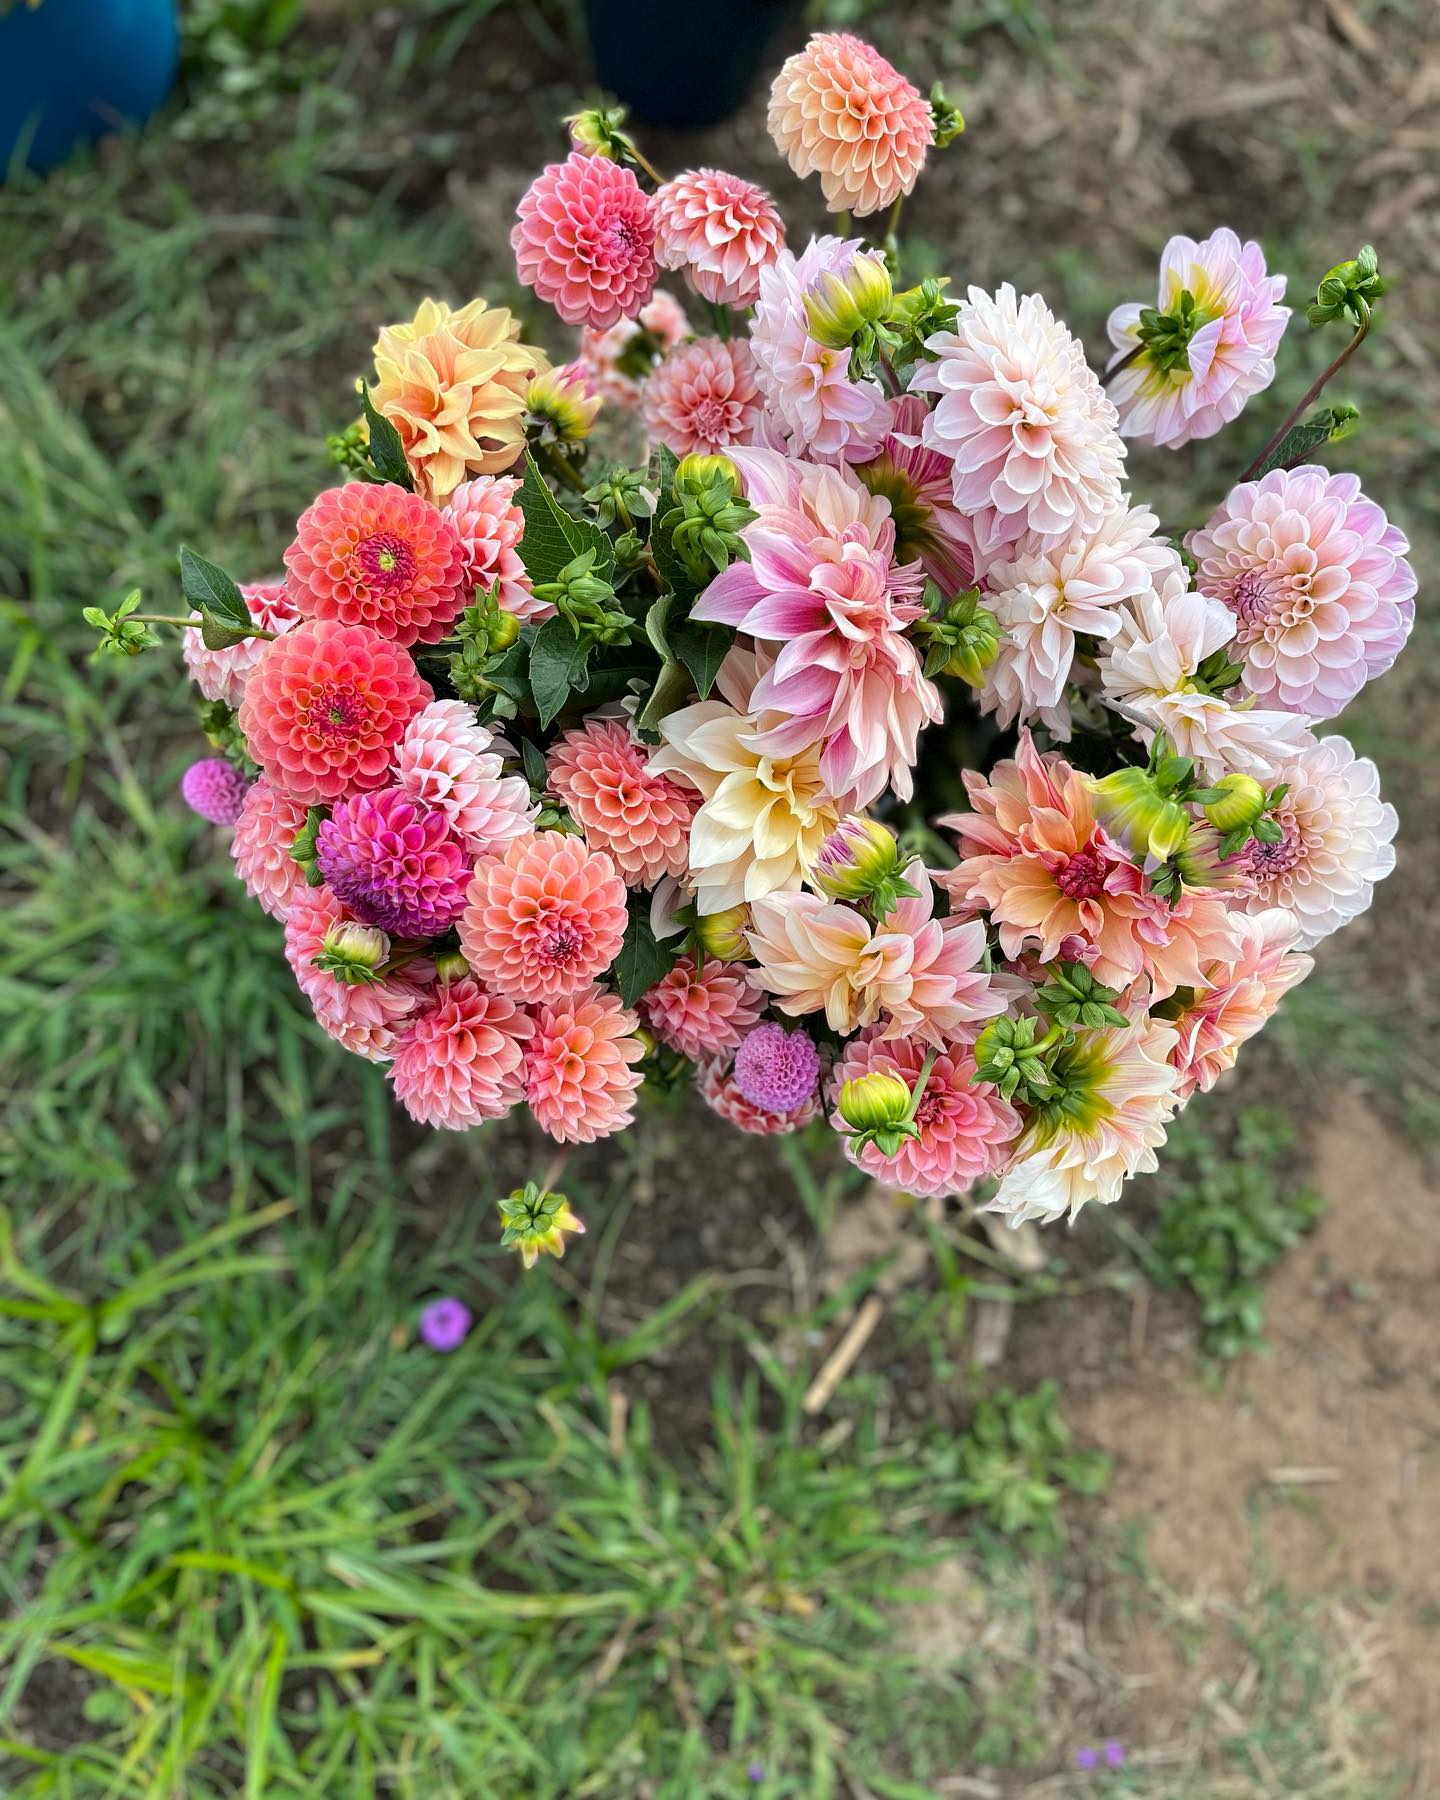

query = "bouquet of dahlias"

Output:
[[103, 32, 1413, 1267]]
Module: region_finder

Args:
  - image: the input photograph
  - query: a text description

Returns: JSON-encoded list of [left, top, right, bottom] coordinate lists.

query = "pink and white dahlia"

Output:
[[525, 985, 645, 1144], [393, 700, 534, 856], [182, 579, 300, 708], [284, 885, 432, 1062], [388, 976, 532, 1129], [653, 168, 785, 308], [642, 337, 763, 457], [911, 285, 1125, 561], [316, 785, 472, 940], [230, 777, 310, 920], [512, 151, 656, 330], [1167, 909, 1313, 1100], [546, 716, 698, 886], [460, 831, 629, 1005], [578, 289, 691, 411], [1229, 732, 1397, 948], [442, 475, 549, 624], [1105, 229, 1289, 448], [831, 1029, 1021, 1197], [692, 448, 940, 805], [854, 395, 977, 596], [1186, 465, 1415, 719], [698, 1054, 820, 1136], [768, 32, 933, 218], [640, 956, 766, 1061]]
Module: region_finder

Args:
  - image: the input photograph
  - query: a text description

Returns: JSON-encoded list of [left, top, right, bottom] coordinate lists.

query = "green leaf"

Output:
[[528, 616, 592, 730], [180, 546, 251, 628], [517, 451, 613, 585], [635, 657, 694, 735], [359, 382, 414, 490], [644, 592, 677, 660], [521, 737, 548, 793], [613, 899, 677, 1007], [1250, 404, 1360, 481], [670, 616, 730, 700]]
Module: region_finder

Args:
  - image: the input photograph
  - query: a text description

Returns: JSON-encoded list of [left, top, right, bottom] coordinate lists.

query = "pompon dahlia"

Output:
[[831, 1029, 1021, 1198], [578, 289, 691, 411], [393, 699, 534, 856], [1229, 731, 1397, 949], [284, 483, 468, 648], [854, 395, 977, 596], [653, 168, 785, 307], [238, 619, 431, 804], [231, 777, 310, 919], [512, 151, 657, 330], [442, 475, 549, 625], [546, 715, 698, 886], [181, 757, 249, 826], [1105, 230, 1289, 449], [526, 985, 645, 1144], [641, 337, 763, 458], [698, 1054, 820, 1135], [316, 786, 471, 939], [1167, 909, 1313, 1100], [732, 1020, 822, 1113], [911, 285, 1125, 561], [371, 296, 547, 504], [641, 957, 766, 1061], [182, 579, 300, 708], [460, 832, 629, 1004], [284, 885, 433, 1062], [768, 32, 933, 218], [1186, 465, 1416, 719], [388, 976, 532, 1129]]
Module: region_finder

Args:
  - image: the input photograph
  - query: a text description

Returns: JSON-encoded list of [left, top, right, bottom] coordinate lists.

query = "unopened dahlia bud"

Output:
[[1201, 772, 1266, 836], [929, 82, 965, 150], [803, 253, 893, 351], [675, 452, 738, 492], [488, 610, 521, 652], [691, 903, 750, 963], [972, 1016, 1057, 1106], [313, 920, 389, 986], [432, 949, 470, 982], [528, 363, 602, 444], [837, 1070, 912, 1135], [811, 816, 915, 916], [498, 1182, 585, 1271], [563, 102, 629, 160], [942, 591, 1002, 687], [1088, 768, 1190, 863]]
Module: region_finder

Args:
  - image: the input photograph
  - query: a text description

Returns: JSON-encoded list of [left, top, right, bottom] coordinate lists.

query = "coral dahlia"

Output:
[[389, 976, 533, 1129], [546, 716, 698, 886], [230, 777, 310, 920], [642, 337, 763, 457], [512, 151, 657, 330], [1167, 909, 1312, 1100], [640, 956, 766, 1061], [317, 786, 471, 939], [653, 168, 785, 308], [525, 985, 645, 1144], [460, 831, 629, 1005]]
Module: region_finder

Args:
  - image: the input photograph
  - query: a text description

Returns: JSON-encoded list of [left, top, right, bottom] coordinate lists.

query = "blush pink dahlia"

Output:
[[512, 151, 657, 330], [578, 289, 690, 411], [547, 716, 698, 886], [284, 885, 432, 1062], [1186, 465, 1416, 719], [698, 1054, 820, 1135], [393, 699, 534, 856], [442, 475, 549, 624], [768, 32, 933, 218], [642, 338, 763, 457], [181, 757, 249, 826], [854, 395, 977, 595], [317, 786, 471, 939], [525, 985, 645, 1144], [641, 956, 766, 1061], [732, 1020, 822, 1113], [182, 579, 300, 708], [1167, 909, 1313, 1100], [1105, 229, 1290, 448], [460, 832, 629, 1004], [831, 1029, 1021, 1198], [388, 976, 532, 1129], [653, 168, 785, 308], [238, 619, 432, 804], [230, 777, 310, 920], [284, 482, 468, 649]]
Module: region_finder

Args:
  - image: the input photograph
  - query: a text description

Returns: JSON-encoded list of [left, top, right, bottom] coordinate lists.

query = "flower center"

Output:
[[358, 531, 418, 594], [308, 683, 365, 740], [538, 924, 581, 966], [1226, 569, 1274, 629], [691, 396, 731, 441], [1244, 823, 1302, 879], [1056, 847, 1108, 900]]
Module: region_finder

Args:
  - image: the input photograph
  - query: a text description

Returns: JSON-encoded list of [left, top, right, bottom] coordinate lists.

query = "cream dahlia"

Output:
[[388, 976, 532, 1129], [230, 777, 310, 920], [641, 338, 763, 457], [653, 168, 785, 308], [525, 985, 646, 1144], [182, 579, 300, 708], [460, 831, 629, 1004], [512, 151, 657, 330], [546, 715, 698, 886], [392, 699, 534, 856]]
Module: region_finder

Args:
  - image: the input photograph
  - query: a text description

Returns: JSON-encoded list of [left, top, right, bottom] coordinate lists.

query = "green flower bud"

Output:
[[488, 610, 521, 652], [675, 452, 738, 492], [929, 82, 965, 149], [562, 102, 629, 159], [1088, 768, 1191, 863], [1201, 771, 1266, 836], [691, 903, 750, 963], [498, 1182, 585, 1270], [809, 817, 918, 916], [838, 1071, 913, 1135], [313, 920, 389, 986], [433, 949, 470, 982], [803, 254, 894, 351]]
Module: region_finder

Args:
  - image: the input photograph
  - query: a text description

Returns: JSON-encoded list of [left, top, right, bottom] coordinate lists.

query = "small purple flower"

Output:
[[1104, 1741, 1126, 1769], [181, 757, 249, 826], [733, 1022, 820, 1113], [419, 1297, 472, 1352], [745, 1764, 765, 1786], [1075, 1747, 1099, 1771]]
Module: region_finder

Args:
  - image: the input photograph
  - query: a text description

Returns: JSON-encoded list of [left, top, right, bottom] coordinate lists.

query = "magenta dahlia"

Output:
[[316, 786, 471, 939]]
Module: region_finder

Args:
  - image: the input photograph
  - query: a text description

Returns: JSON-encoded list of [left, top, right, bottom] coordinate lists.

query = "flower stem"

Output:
[[538, 443, 585, 494], [902, 1046, 940, 1124], [1099, 340, 1144, 388], [626, 144, 665, 187], [883, 193, 905, 259], [132, 613, 276, 639], [1240, 303, 1371, 483]]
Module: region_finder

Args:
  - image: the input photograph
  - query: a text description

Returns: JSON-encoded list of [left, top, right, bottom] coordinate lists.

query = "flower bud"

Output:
[[313, 920, 389, 986], [527, 363, 602, 444], [498, 1182, 585, 1271], [838, 1070, 913, 1135], [803, 253, 893, 351], [811, 816, 904, 904], [1088, 768, 1190, 863], [675, 452, 738, 492], [432, 949, 470, 982], [943, 604, 1001, 686], [691, 903, 750, 963], [1201, 772, 1266, 836], [563, 103, 628, 159], [488, 610, 521, 652]]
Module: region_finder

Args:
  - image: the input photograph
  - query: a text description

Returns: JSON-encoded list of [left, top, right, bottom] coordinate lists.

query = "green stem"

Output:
[[625, 142, 665, 187], [902, 1047, 940, 1125], [1099, 340, 1145, 388], [133, 613, 276, 639], [882, 193, 905, 261], [1240, 303, 1371, 483], [538, 443, 585, 494]]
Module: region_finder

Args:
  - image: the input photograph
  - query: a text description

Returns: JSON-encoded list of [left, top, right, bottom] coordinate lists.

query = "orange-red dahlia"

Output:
[[388, 976, 533, 1129], [459, 832, 629, 1005], [546, 716, 698, 886], [525, 985, 645, 1144]]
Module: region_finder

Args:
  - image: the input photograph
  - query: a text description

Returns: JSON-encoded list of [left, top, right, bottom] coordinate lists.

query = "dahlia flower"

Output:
[[641, 338, 763, 457], [460, 831, 628, 1004], [442, 475, 549, 624], [230, 777, 310, 920], [393, 699, 534, 856], [911, 284, 1125, 560], [1167, 909, 1313, 1100], [317, 786, 471, 939], [578, 289, 690, 411], [692, 448, 940, 806], [525, 985, 645, 1144], [527, 362, 602, 445], [854, 395, 977, 595], [181, 757, 248, 826], [768, 32, 933, 217], [371, 296, 547, 504], [284, 885, 432, 1062], [653, 168, 785, 307], [1105, 229, 1289, 449], [512, 151, 657, 330], [284, 482, 468, 648], [1229, 731, 1397, 948], [698, 1054, 820, 1135], [388, 976, 532, 1129], [831, 1029, 1020, 1197], [182, 579, 299, 708], [1186, 465, 1416, 718], [238, 618, 432, 804], [546, 716, 698, 886], [732, 1020, 822, 1113], [641, 956, 766, 1061]]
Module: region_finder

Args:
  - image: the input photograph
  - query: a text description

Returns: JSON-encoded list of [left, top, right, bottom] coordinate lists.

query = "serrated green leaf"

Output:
[[180, 547, 251, 628], [359, 382, 414, 490], [613, 900, 677, 1007], [529, 617, 592, 729], [1250, 405, 1360, 481], [644, 592, 676, 660], [517, 451, 613, 586], [670, 617, 730, 700]]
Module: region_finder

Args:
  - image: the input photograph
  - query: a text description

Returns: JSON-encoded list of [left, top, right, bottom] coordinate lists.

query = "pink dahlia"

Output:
[[512, 151, 657, 330], [642, 337, 763, 458], [911, 285, 1125, 560], [181, 757, 249, 826], [854, 395, 977, 596], [1106, 229, 1290, 448], [441, 474, 550, 624], [640, 956, 766, 1061], [238, 619, 431, 804], [389, 975, 532, 1128], [1168, 909, 1313, 1100], [1186, 465, 1415, 719], [693, 446, 939, 806], [768, 32, 933, 218], [182, 579, 300, 708], [546, 716, 698, 886], [526, 985, 645, 1144], [393, 699, 534, 856], [460, 831, 629, 1005], [831, 1029, 1021, 1198], [732, 1020, 822, 1112], [578, 289, 691, 411], [284, 885, 432, 1062], [698, 1054, 819, 1135], [230, 777, 310, 920], [317, 786, 471, 939], [284, 482, 468, 649], [653, 168, 785, 308]]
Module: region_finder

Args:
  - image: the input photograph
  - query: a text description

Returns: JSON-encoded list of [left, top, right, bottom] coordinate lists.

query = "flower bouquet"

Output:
[[102, 32, 1413, 1268]]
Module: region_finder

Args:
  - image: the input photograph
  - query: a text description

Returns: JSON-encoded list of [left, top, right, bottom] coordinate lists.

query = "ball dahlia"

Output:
[[641, 337, 763, 458], [641, 957, 766, 1061], [768, 32, 933, 218], [182, 579, 300, 708], [442, 474, 549, 625], [546, 716, 698, 886], [393, 699, 534, 856], [284, 482, 468, 648], [512, 151, 657, 330], [460, 831, 629, 1005], [230, 777, 310, 920], [653, 168, 785, 308], [698, 1054, 820, 1136], [525, 985, 645, 1144], [317, 786, 471, 939], [284, 885, 432, 1062], [238, 618, 431, 805], [388, 976, 533, 1129], [181, 757, 249, 826], [732, 1020, 822, 1113]]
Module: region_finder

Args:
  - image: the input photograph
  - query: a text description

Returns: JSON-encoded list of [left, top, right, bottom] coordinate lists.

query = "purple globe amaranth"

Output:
[[181, 756, 250, 826], [733, 1021, 821, 1113], [317, 785, 469, 939], [419, 1297, 472, 1352]]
